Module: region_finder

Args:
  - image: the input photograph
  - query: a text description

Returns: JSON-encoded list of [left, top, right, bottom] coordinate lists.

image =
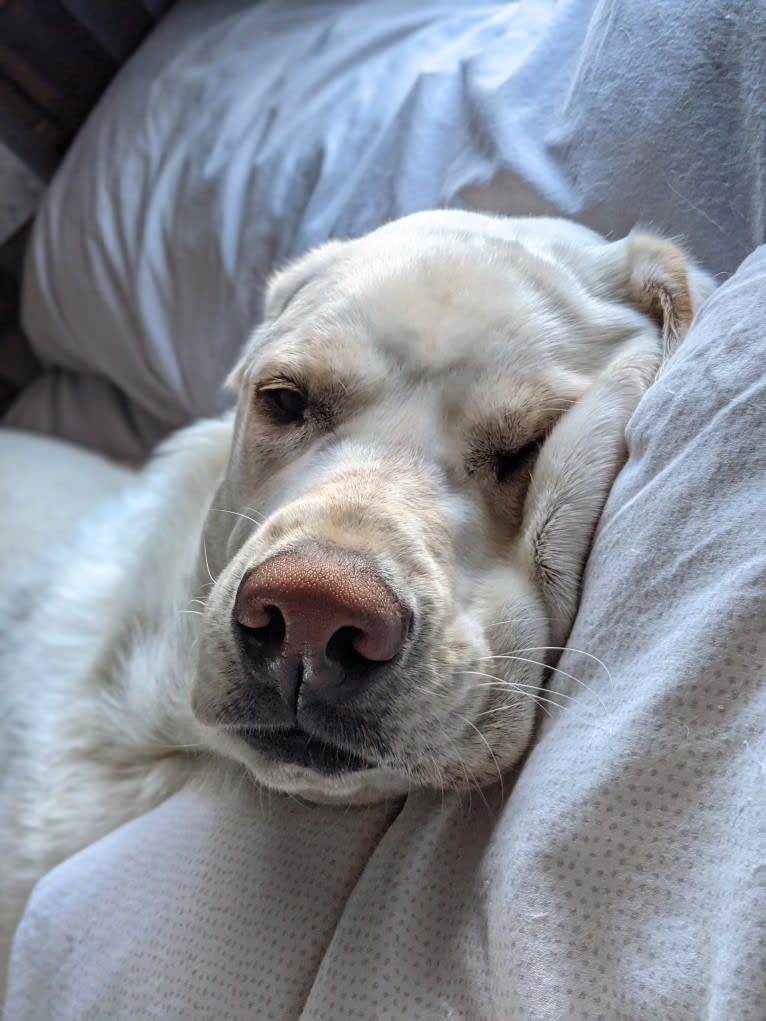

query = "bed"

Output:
[[2, 1, 765, 1018]]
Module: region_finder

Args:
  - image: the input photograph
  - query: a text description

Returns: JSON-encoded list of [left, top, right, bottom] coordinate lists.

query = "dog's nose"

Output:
[[234, 546, 409, 707]]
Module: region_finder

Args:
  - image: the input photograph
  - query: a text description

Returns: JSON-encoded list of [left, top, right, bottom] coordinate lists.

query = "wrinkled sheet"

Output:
[[7, 0, 766, 458], [6, 247, 765, 1021]]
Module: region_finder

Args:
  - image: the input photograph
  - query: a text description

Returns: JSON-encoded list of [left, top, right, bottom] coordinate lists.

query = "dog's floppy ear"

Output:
[[515, 230, 715, 646], [620, 232, 716, 359], [264, 239, 347, 321], [516, 342, 655, 647], [228, 240, 347, 391]]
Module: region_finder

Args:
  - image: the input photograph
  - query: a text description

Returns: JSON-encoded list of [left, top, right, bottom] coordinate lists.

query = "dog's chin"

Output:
[[208, 727, 411, 804], [252, 756, 412, 805]]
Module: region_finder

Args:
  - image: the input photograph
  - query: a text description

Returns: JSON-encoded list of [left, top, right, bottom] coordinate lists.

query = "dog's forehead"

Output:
[[271, 227, 598, 387], [349, 247, 548, 376]]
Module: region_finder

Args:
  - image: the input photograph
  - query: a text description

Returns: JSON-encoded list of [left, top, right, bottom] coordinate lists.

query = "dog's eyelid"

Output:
[[256, 375, 306, 394], [465, 425, 543, 480], [254, 377, 310, 424]]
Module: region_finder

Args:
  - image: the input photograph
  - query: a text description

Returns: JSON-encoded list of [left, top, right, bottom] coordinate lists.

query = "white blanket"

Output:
[[6, 246, 765, 1020]]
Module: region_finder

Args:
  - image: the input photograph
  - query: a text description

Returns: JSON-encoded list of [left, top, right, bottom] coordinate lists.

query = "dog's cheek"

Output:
[[190, 553, 247, 720], [191, 625, 240, 726]]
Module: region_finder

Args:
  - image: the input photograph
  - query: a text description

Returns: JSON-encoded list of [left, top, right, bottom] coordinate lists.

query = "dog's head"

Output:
[[191, 212, 712, 803]]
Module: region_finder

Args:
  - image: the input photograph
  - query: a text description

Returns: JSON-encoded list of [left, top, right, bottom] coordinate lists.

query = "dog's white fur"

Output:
[[0, 212, 714, 985]]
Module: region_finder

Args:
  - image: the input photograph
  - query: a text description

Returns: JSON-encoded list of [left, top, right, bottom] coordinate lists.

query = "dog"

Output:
[[0, 211, 714, 982]]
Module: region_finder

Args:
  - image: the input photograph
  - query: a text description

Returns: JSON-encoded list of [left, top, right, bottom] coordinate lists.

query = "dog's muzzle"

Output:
[[231, 541, 411, 772]]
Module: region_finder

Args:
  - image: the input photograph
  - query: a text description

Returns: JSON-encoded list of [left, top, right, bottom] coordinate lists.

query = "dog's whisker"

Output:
[[476, 684, 589, 722], [478, 697, 557, 720], [477, 654, 607, 708], [202, 537, 216, 586], [452, 750, 488, 814], [465, 666, 562, 702], [454, 712, 504, 803], [477, 686, 574, 716], [458, 760, 474, 813], [243, 503, 268, 520], [484, 692, 604, 728], [461, 667, 590, 717], [213, 507, 264, 528], [469, 677, 578, 702], [470, 670, 607, 730], [483, 614, 573, 629], [463, 671, 578, 709], [508, 645, 614, 686]]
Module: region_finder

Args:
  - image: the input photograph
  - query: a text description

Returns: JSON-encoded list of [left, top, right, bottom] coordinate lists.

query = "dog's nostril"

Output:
[[238, 603, 286, 647], [326, 625, 379, 671]]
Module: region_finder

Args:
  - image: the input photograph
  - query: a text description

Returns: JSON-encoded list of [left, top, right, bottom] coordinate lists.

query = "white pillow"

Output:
[[9, 0, 764, 457]]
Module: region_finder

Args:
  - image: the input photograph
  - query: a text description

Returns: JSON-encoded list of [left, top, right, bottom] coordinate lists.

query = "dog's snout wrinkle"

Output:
[[234, 546, 409, 707]]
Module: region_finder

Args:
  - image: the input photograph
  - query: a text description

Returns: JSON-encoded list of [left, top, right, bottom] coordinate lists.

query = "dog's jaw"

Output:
[[203, 725, 411, 803]]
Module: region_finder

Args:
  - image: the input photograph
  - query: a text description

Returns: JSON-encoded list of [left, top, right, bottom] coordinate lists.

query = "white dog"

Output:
[[0, 212, 713, 982]]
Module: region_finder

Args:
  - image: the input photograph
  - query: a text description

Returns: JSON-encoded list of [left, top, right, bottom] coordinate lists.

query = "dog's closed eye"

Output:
[[466, 435, 543, 484], [493, 440, 541, 484]]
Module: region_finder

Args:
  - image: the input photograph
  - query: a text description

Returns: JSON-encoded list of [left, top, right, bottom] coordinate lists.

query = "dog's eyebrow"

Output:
[[256, 369, 305, 388]]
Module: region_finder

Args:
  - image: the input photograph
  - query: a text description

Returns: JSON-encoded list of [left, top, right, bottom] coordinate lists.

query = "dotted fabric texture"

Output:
[[5, 249, 766, 1020], [482, 246, 766, 1019]]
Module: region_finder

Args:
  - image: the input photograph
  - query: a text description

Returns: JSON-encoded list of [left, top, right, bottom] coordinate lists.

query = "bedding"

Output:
[[5, 244, 765, 1020], [6, 0, 765, 458], [2, 0, 765, 1018]]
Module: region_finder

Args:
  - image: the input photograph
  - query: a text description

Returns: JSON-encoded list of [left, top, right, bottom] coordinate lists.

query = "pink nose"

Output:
[[234, 546, 409, 705]]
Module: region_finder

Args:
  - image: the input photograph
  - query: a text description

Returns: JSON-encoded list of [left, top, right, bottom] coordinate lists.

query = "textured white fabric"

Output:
[[8, 0, 765, 457], [5, 247, 766, 1020]]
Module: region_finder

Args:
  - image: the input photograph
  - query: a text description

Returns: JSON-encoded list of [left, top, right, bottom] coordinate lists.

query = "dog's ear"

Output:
[[227, 240, 347, 391], [264, 239, 347, 321], [516, 343, 653, 647], [618, 232, 716, 359], [515, 230, 715, 645]]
